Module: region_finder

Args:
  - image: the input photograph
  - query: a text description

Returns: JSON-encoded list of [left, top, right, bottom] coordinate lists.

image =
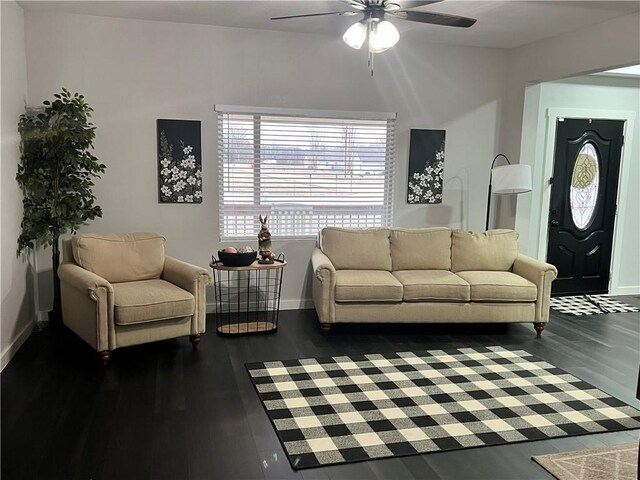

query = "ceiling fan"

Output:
[[271, 1, 477, 75]]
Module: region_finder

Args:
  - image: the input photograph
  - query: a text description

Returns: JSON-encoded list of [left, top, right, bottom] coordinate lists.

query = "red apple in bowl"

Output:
[[223, 246, 237, 253]]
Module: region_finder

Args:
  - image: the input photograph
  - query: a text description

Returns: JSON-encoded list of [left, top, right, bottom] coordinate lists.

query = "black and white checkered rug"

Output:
[[246, 346, 640, 469], [550, 295, 639, 316]]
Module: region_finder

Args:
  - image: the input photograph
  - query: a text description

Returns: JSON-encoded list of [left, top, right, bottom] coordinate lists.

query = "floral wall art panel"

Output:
[[407, 129, 445, 204], [157, 119, 202, 204]]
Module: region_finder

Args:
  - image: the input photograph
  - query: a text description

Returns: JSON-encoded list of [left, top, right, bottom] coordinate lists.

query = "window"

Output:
[[216, 106, 396, 238], [570, 142, 599, 230]]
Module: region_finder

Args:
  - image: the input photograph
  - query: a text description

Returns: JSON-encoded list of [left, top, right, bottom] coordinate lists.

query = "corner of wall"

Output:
[[1, 0, 34, 371]]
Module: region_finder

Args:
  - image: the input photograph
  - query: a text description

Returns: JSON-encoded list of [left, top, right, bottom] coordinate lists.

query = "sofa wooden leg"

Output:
[[534, 322, 546, 338], [97, 350, 111, 365], [320, 323, 332, 335], [189, 334, 202, 349]]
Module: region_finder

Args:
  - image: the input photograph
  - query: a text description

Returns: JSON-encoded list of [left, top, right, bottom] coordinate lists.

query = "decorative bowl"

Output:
[[217, 250, 257, 267]]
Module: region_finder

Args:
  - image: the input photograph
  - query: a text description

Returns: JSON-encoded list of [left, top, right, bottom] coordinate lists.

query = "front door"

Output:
[[546, 118, 624, 295]]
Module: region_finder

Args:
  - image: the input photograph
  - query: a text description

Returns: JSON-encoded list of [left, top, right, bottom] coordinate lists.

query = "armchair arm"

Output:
[[58, 263, 114, 296], [162, 256, 211, 334], [58, 263, 114, 351], [513, 254, 558, 323], [311, 248, 336, 325], [311, 248, 336, 282]]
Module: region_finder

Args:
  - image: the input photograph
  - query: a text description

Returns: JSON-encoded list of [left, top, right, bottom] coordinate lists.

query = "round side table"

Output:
[[209, 256, 287, 335]]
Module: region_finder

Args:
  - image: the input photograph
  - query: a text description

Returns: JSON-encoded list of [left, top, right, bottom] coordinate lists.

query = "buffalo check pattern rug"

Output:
[[550, 295, 639, 316], [246, 346, 640, 469]]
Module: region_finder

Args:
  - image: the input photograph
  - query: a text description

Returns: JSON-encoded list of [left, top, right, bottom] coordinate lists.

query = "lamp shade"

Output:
[[343, 21, 367, 49], [491, 164, 532, 194], [369, 20, 399, 53]]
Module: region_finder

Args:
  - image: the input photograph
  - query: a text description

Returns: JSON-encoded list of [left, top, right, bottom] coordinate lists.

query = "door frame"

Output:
[[536, 107, 635, 295]]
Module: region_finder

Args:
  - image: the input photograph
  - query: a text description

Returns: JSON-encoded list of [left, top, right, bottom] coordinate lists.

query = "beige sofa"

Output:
[[58, 232, 211, 364], [311, 227, 557, 336]]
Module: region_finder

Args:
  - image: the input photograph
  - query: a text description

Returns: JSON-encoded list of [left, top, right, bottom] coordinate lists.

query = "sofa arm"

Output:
[[58, 263, 114, 351], [162, 256, 211, 335], [311, 248, 336, 325], [513, 254, 558, 323]]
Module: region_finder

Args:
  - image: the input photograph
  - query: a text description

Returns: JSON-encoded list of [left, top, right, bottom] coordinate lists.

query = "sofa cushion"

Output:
[[390, 228, 452, 271], [72, 232, 166, 283], [456, 271, 537, 302], [392, 270, 470, 302], [335, 270, 403, 303], [112, 279, 195, 325], [322, 228, 392, 271], [451, 229, 519, 272]]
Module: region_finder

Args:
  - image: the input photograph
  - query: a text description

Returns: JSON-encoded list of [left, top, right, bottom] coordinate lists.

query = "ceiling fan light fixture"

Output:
[[343, 21, 367, 49], [368, 20, 399, 53]]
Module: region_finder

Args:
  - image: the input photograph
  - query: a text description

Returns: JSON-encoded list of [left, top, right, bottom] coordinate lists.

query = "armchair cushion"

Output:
[[112, 279, 194, 325], [72, 232, 166, 283]]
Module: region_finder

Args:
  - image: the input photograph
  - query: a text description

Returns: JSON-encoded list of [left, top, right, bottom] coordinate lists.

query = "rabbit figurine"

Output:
[[257, 215, 274, 264]]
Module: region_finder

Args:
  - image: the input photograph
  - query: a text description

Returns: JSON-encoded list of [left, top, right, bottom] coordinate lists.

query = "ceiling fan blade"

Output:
[[389, 10, 476, 28], [341, 0, 367, 10], [271, 11, 356, 20], [387, 1, 443, 9]]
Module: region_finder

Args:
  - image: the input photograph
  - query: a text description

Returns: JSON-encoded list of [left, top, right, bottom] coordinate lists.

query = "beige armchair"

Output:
[[58, 232, 211, 364]]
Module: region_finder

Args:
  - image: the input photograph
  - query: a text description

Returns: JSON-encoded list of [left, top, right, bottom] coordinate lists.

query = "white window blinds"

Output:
[[216, 107, 396, 238]]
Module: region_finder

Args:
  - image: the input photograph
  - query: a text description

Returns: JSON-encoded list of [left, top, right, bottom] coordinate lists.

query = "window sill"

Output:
[[219, 235, 318, 243]]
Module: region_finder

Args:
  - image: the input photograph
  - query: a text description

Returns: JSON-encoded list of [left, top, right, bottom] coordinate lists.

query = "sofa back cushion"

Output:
[[451, 229, 519, 272], [72, 232, 166, 283], [390, 228, 452, 271], [321, 227, 392, 271]]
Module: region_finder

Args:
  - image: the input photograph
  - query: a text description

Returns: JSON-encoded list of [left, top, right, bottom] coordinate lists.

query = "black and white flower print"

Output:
[[158, 131, 202, 203], [408, 139, 444, 204]]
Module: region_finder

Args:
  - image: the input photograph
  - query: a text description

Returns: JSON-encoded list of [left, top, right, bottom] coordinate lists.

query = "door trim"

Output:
[[536, 108, 635, 295]]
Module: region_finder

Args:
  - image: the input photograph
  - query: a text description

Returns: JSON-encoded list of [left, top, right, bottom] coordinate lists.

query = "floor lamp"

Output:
[[485, 154, 532, 230]]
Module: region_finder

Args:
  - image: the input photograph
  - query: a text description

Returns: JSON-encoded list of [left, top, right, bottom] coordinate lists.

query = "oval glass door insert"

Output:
[[570, 142, 599, 230]]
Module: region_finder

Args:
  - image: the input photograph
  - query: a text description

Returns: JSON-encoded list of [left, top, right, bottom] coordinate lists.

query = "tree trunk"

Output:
[[49, 236, 62, 328]]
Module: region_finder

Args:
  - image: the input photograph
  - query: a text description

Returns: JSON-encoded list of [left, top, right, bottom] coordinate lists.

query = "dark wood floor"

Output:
[[2, 297, 639, 480]]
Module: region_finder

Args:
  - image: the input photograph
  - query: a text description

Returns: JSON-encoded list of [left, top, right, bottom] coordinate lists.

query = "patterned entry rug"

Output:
[[532, 443, 638, 480], [550, 295, 639, 316], [246, 346, 640, 469]]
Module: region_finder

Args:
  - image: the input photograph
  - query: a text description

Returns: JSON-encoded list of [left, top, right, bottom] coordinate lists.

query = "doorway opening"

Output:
[[514, 69, 639, 296]]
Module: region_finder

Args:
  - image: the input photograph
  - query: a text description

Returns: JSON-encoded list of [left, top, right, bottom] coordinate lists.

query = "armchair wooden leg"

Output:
[[97, 350, 111, 365], [534, 322, 546, 338], [320, 323, 332, 335], [189, 334, 202, 349]]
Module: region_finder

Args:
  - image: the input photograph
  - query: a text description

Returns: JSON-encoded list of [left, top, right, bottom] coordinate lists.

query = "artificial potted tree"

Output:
[[16, 88, 105, 328]]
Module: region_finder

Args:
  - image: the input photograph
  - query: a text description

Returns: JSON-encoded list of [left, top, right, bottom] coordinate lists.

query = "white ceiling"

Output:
[[18, 0, 640, 49]]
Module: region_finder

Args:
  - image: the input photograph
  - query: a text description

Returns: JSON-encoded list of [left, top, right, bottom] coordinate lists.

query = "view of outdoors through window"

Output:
[[218, 113, 394, 237]]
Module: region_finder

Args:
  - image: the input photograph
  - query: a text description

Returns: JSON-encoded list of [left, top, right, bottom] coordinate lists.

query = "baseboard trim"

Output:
[[1, 317, 36, 372], [206, 298, 314, 314], [610, 285, 640, 296], [279, 298, 315, 311]]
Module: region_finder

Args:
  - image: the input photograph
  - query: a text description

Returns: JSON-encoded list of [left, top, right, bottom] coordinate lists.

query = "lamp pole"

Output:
[[485, 154, 511, 231]]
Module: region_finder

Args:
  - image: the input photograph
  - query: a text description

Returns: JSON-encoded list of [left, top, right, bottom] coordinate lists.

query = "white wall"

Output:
[[516, 75, 640, 294], [495, 12, 640, 229], [1, 1, 34, 369], [503, 12, 640, 158], [24, 12, 509, 311]]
